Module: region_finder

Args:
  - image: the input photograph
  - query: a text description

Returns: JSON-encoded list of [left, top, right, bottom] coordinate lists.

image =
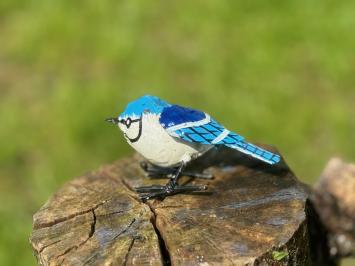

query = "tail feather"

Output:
[[226, 141, 281, 165]]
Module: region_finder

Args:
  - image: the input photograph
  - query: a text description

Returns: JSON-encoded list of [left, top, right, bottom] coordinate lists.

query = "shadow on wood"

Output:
[[30, 146, 335, 265]]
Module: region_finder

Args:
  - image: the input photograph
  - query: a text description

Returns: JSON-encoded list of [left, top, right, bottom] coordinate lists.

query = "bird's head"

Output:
[[106, 95, 170, 143]]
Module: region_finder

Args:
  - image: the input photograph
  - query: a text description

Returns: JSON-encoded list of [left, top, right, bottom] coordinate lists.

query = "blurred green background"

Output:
[[0, 0, 354, 265]]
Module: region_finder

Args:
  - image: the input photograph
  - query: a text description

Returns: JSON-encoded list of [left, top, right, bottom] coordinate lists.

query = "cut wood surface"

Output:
[[30, 146, 333, 265]]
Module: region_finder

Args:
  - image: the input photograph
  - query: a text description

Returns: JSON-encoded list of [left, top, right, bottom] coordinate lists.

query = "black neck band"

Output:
[[126, 116, 142, 143]]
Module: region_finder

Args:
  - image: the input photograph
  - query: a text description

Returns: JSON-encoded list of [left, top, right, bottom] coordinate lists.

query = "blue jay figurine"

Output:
[[106, 95, 280, 201]]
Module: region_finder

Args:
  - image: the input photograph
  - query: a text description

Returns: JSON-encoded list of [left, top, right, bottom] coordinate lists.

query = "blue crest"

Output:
[[119, 95, 170, 118]]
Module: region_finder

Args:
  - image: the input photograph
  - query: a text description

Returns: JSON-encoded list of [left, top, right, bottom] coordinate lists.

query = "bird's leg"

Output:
[[140, 161, 213, 180], [167, 161, 185, 188], [136, 162, 208, 201]]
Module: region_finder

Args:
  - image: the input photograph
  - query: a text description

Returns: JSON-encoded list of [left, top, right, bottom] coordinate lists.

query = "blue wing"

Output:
[[159, 105, 280, 165]]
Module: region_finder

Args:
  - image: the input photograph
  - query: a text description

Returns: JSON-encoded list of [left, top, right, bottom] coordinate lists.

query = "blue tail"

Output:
[[226, 141, 281, 165]]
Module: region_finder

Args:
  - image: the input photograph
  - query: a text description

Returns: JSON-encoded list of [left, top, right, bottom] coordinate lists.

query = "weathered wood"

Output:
[[30, 169, 162, 265], [30, 146, 333, 265], [312, 158, 355, 258]]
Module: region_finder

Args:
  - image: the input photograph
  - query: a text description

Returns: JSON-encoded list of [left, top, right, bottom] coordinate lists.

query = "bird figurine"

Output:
[[106, 95, 280, 201]]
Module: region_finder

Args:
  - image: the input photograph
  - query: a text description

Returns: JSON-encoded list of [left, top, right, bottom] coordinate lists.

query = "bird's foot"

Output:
[[135, 183, 208, 201], [140, 161, 213, 180]]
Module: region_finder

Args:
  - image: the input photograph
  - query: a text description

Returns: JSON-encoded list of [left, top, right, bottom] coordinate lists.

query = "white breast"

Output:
[[125, 113, 210, 167]]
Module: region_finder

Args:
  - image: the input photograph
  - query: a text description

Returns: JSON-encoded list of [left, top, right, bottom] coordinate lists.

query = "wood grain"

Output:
[[30, 146, 333, 265]]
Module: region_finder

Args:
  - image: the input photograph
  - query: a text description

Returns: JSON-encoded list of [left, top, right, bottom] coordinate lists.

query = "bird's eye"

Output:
[[119, 119, 125, 125], [126, 117, 132, 128]]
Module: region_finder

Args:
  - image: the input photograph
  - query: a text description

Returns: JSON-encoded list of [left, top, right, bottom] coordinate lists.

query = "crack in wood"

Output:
[[118, 173, 172, 265], [146, 202, 171, 266], [123, 237, 136, 266], [96, 209, 127, 218], [35, 201, 105, 230], [113, 218, 136, 240], [88, 209, 96, 240], [111, 169, 173, 265], [112, 170, 173, 265], [38, 239, 62, 253], [53, 209, 97, 265], [155, 205, 184, 209]]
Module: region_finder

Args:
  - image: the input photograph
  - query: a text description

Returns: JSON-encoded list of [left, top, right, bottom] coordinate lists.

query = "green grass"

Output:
[[0, 1, 354, 265]]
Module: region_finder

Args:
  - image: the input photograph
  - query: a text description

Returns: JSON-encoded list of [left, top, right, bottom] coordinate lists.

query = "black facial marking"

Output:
[[126, 117, 132, 128], [124, 116, 142, 143]]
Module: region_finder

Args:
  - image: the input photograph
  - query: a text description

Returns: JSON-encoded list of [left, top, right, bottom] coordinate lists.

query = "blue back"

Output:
[[160, 105, 206, 128]]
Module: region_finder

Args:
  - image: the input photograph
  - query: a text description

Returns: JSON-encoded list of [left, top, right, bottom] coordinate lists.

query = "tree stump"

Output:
[[312, 158, 355, 258], [30, 146, 333, 265]]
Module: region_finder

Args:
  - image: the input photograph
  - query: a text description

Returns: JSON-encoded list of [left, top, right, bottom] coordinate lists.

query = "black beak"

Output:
[[105, 117, 119, 124]]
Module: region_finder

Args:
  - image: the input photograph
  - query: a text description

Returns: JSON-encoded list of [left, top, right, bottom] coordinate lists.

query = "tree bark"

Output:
[[30, 146, 335, 265]]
